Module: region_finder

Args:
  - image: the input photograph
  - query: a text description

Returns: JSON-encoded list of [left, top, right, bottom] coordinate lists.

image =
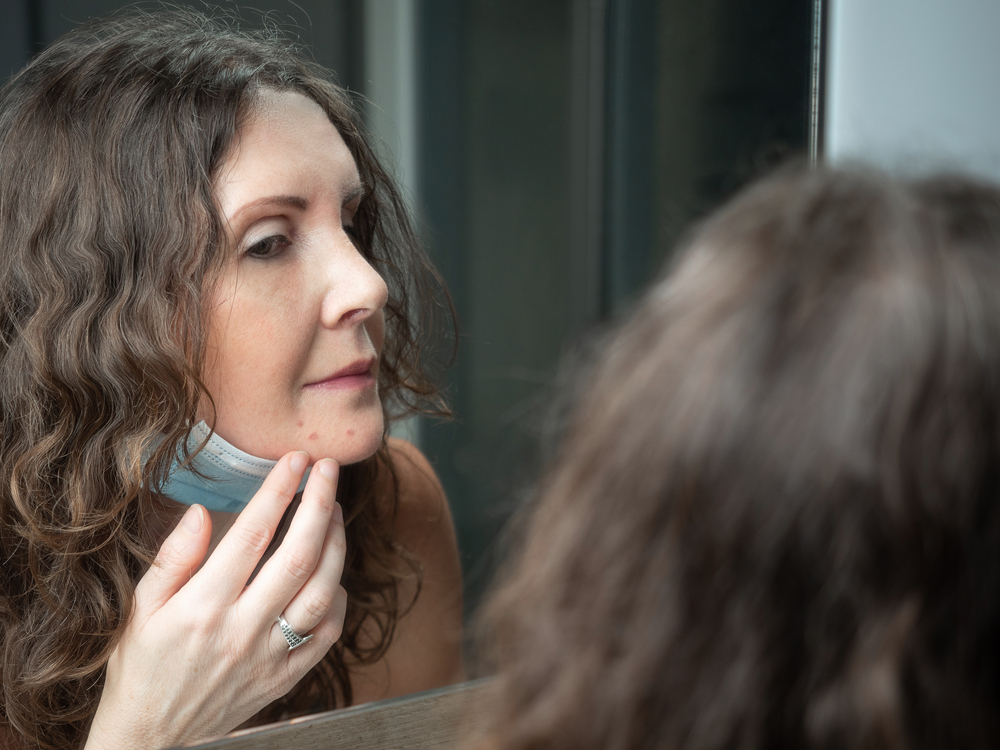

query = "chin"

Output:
[[329, 430, 385, 466], [314, 411, 385, 466]]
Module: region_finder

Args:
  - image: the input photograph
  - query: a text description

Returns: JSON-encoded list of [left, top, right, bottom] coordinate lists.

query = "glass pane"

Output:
[[418, 0, 575, 613], [419, 0, 814, 617], [607, 0, 814, 312]]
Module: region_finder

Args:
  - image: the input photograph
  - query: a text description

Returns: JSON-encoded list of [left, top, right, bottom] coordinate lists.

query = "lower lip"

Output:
[[304, 372, 376, 392]]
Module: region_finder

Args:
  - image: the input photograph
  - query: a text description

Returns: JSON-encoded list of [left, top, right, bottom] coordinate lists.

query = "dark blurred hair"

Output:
[[0, 9, 451, 750], [479, 166, 1000, 750]]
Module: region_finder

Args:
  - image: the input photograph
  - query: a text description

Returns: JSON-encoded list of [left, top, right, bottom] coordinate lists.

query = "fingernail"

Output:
[[319, 458, 338, 481], [290, 451, 308, 474], [182, 504, 204, 534], [333, 502, 344, 524]]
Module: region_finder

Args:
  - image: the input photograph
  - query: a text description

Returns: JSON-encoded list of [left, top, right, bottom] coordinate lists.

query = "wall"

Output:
[[825, 0, 1000, 181]]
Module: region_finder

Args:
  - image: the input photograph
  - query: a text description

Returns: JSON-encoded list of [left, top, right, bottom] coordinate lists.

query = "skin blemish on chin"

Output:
[[346, 429, 355, 437], [297, 420, 304, 427], [308, 432, 319, 441]]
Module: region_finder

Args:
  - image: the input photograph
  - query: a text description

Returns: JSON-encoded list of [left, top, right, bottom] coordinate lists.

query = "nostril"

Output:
[[342, 308, 368, 323]]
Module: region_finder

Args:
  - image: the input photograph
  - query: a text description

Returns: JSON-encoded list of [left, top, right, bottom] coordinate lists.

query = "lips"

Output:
[[303, 357, 377, 390]]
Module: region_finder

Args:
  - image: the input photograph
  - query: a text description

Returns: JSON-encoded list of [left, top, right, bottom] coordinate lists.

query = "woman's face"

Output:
[[202, 89, 388, 464]]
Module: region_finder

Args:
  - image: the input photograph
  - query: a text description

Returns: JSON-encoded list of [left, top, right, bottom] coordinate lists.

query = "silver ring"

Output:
[[276, 614, 314, 651]]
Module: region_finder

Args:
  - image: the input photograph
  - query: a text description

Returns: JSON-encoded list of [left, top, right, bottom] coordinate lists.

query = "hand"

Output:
[[85, 452, 347, 750]]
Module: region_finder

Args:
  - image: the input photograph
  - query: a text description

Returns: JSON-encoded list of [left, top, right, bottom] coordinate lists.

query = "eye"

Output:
[[245, 235, 290, 260], [342, 190, 364, 246]]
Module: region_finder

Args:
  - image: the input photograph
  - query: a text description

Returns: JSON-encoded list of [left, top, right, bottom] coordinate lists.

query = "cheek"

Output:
[[201, 285, 294, 403]]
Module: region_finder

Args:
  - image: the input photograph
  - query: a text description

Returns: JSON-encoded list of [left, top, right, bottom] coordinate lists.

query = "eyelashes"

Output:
[[243, 224, 360, 260], [240, 196, 363, 259], [245, 234, 291, 260]]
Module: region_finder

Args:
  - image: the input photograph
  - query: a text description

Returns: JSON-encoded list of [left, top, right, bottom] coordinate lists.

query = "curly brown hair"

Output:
[[479, 166, 1000, 750], [0, 10, 451, 750]]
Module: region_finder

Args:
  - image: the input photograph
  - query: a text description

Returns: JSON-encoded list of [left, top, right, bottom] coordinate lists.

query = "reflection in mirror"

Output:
[[0, 0, 822, 747], [0, 4, 462, 749]]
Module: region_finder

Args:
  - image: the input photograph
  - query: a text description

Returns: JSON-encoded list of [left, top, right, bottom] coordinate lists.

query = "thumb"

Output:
[[133, 504, 211, 620]]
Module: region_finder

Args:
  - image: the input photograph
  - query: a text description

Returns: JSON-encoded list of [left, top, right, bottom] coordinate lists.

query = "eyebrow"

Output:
[[231, 195, 309, 221], [343, 184, 366, 205], [230, 184, 367, 221]]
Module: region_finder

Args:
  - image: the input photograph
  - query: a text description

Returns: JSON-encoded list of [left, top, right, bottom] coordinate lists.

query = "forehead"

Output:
[[214, 89, 360, 217]]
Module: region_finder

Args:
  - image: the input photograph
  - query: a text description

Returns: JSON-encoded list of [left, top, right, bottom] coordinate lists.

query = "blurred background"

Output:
[[0, 0, 816, 616]]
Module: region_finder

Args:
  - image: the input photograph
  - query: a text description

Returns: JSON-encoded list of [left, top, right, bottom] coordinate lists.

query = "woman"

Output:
[[0, 10, 463, 750], [480, 167, 1000, 749]]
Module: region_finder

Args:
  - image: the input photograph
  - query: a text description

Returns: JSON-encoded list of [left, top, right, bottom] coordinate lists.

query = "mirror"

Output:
[[0, 0, 821, 742]]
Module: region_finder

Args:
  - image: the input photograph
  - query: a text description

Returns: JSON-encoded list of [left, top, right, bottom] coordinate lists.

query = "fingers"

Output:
[[95, 453, 350, 748], [269, 498, 347, 649], [272, 586, 348, 666], [197, 451, 309, 601], [133, 505, 211, 622], [243, 458, 343, 621]]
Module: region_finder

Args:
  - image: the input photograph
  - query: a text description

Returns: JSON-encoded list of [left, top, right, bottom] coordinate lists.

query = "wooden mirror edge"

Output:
[[180, 677, 497, 750]]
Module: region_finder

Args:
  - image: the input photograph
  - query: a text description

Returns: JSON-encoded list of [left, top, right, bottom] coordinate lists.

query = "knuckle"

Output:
[[153, 535, 197, 570], [153, 543, 184, 570], [328, 528, 347, 558], [300, 589, 335, 622], [309, 485, 337, 514], [335, 585, 348, 611], [186, 606, 225, 641], [282, 547, 317, 582], [319, 614, 345, 645], [319, 588, 348, 643], [233, 520, 273, 557]]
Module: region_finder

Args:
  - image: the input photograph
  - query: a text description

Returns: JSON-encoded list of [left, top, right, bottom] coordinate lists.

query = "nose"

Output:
[[319, 243, 389, 329]]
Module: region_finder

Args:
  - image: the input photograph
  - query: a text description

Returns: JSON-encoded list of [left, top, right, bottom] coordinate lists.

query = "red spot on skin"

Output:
[[347, 429, 355, 437], [308, 432, 318, 441], [297, 420, 304, 427]]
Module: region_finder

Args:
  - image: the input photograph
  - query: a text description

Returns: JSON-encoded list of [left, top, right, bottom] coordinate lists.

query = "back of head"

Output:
[[480, 167, 1000, 750]]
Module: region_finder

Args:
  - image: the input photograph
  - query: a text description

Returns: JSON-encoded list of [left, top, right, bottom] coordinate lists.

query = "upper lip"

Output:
[[304, 357, 376, 386]]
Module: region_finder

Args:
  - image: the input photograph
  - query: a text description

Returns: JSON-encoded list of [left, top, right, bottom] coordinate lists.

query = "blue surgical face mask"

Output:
[[160, 421, 310, 513]]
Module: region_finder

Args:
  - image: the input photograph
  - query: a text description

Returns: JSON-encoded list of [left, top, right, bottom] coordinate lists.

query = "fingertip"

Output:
[[290, 450, 309, 475], [318, 458, 338, 481], [181, 503, 205, 535]]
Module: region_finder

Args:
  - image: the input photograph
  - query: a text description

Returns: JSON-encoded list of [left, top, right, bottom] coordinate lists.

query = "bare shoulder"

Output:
[[382, 437, 451, 536], [350, 438, 465, 705], [385, 437, 446, 507], [381, 436, 460, 593]]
